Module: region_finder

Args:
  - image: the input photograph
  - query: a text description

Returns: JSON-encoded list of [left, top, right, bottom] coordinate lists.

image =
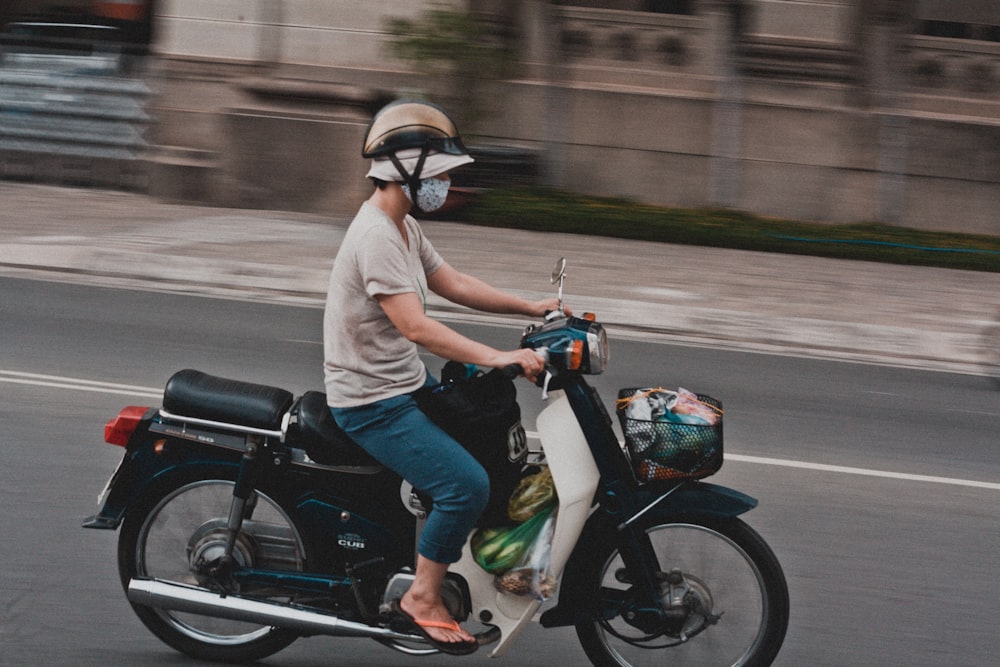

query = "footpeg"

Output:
[[475, 625, 501, 646]]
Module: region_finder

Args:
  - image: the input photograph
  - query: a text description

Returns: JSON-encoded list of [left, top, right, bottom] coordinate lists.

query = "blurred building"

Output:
[[2, 1, 998, 235]]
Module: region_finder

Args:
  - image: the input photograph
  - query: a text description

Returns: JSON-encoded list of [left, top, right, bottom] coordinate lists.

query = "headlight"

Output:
[[586, 325, 609, 374], [522, 316, 609, 374]]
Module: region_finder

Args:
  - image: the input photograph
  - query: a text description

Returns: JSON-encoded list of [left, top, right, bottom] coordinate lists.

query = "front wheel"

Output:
[[118, 473, 306, 662], [576, 514, 789, 667]]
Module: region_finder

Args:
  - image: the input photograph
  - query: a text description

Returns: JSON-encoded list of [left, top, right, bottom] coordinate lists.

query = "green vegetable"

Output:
[[508, 468, 557, 522], [472, 506, 555, 574]]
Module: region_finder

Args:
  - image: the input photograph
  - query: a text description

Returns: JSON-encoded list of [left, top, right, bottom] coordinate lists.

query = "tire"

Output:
[[575, 514, 789, 667], [118, 472, 306, 662]]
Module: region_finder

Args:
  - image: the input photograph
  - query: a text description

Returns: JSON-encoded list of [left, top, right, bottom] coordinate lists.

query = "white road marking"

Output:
[[0, 370, 162, 399], [522, 431, 999, 492], [724, 453, 1000, 491], [5, 371, 996, 491]]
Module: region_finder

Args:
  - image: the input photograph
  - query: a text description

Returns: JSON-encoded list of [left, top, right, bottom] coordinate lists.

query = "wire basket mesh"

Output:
[[616, 388, 723, 482]]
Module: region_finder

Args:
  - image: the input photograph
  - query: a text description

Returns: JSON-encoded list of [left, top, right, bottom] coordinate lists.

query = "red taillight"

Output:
[[104, 406, 151, 447]]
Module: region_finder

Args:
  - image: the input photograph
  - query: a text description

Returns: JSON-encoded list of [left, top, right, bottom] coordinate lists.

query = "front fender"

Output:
[[633, 480, 757, 520], [539, 480, 757, 628]]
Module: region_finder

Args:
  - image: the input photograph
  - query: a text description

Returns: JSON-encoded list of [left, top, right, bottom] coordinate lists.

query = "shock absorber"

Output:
[[210, 436, 263, 578]]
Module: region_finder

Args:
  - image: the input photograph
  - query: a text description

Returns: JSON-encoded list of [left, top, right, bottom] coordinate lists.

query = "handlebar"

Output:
[[501, 364, 523, 379], [502, 347, 551, 382]]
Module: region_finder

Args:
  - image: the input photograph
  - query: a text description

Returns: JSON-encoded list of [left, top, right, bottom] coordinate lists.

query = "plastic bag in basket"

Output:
[[617, 387, 724, 482], [619, 387, 720, 427]]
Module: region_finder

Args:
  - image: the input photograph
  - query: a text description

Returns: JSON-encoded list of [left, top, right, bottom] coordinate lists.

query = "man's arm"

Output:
[[376, 291, 547, 379], [426, 262, 562, 317]]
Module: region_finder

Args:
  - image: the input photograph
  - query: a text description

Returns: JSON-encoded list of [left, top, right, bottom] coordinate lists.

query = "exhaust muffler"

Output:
[[127, 578, 417, 641]]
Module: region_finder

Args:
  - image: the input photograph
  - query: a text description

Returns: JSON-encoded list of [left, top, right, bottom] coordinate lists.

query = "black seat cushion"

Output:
[[163, 369, 294, 430], [294, 391, 380, 467]]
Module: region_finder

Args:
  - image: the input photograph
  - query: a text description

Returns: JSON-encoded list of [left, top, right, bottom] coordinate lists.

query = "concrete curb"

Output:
[[1, 183, 997, 376]]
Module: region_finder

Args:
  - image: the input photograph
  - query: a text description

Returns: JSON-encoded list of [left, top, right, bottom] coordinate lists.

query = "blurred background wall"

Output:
[[1, 1, 998, 233]]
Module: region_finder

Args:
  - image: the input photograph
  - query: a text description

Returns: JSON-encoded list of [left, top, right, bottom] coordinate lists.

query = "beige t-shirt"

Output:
[[323, 202, 444, 407]]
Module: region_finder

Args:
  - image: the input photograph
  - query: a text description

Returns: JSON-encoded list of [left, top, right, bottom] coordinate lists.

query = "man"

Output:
[[323, 99, 560, 654]]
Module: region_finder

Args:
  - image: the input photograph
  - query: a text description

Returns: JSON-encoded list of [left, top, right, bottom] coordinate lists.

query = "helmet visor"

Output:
[[367, 148, 474, 182]]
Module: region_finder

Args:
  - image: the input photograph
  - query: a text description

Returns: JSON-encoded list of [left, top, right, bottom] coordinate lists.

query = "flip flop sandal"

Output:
[[388, 598, 479, 656]]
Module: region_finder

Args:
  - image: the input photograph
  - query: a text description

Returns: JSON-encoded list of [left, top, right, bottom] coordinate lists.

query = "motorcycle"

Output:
[[83, 259, 789, 665]]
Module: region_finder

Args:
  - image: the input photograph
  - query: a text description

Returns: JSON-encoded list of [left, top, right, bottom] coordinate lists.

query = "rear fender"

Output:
[[539, 481, 757, 628], [82, 432, 240, 530]]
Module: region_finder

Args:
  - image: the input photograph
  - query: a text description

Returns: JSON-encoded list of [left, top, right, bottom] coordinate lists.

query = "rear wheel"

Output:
[[118, 474, 306, 662], [576, 514, 789, 667]]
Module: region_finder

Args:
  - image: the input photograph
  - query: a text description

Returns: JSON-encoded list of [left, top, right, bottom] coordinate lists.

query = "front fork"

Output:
[[610, 515, 720, 637], [600, 489, 678, 633], [559, 380, 672, 628]]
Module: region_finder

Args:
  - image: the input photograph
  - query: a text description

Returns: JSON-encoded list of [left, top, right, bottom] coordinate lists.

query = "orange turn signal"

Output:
[[568, 340, 585, 370]]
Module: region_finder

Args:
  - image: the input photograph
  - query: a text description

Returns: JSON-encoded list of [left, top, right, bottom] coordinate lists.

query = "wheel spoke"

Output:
[[121, 478, 305, 660], [576, 515, 788, 667]]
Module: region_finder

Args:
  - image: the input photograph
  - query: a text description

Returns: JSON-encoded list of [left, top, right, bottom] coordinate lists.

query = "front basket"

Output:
[[617, 388, 723, 483]]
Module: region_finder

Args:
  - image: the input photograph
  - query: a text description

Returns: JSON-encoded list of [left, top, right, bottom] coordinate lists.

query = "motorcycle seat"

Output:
[[163, 369, 294, 430], [292, 391, 381, 467]]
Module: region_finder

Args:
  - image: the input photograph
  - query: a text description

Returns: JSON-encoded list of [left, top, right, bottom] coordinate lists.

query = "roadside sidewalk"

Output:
[[1, 182, 997, 375]]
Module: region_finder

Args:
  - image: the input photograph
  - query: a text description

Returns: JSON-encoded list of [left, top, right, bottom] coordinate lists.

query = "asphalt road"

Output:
[[2, 277, 998, 666]]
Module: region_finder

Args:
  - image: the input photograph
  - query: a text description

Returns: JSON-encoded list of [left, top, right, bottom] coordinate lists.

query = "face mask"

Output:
[[402, 177, 450, 213]]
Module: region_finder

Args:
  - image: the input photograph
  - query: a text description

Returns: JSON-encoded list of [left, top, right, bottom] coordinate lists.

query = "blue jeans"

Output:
[[330, 378, 489, 564]]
